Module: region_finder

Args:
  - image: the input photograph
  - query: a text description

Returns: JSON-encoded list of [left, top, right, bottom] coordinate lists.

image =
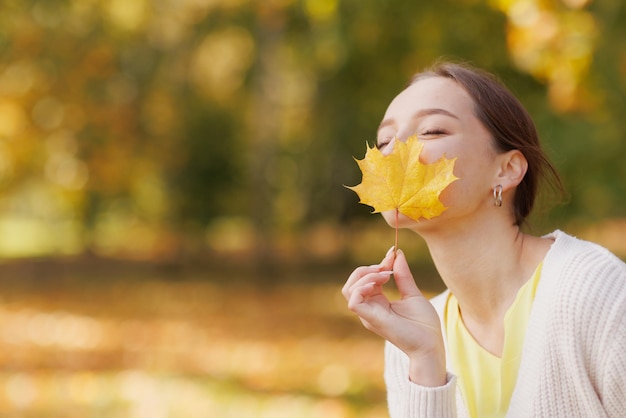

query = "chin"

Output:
[[381, 210, 419, 229]]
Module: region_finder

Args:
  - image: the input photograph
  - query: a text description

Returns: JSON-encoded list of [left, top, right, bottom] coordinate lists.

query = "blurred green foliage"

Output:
[[0, 0, 624, 262]]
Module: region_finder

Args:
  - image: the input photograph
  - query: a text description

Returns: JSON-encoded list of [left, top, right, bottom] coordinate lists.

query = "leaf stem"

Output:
[[395, 208, 399, 253]]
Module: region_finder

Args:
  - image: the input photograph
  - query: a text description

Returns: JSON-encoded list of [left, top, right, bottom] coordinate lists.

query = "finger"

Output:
[[344, 270, 393, 304], [393, 249, 423, 299], [342, 246, 395, 299], [348, 270, 393, 296], [379, 245, 396, 271], [347, 271, 392, 314], [348, 281, 376, 309], [342, 265, 384, 300], [347, 280, 389, 320]]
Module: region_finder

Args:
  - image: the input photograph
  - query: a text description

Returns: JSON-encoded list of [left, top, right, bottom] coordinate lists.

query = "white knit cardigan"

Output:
[[384, 230, 626, 417]]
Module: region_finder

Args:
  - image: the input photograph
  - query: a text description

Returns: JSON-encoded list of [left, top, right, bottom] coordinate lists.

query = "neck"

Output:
[[415, 216, 543, 323]]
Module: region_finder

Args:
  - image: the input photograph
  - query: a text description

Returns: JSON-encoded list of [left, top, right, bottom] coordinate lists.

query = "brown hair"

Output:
[[410, 62, 564, 225]]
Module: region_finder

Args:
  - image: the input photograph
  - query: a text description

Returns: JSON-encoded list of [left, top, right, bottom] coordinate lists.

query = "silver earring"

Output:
[[493, 185, 503, 207]]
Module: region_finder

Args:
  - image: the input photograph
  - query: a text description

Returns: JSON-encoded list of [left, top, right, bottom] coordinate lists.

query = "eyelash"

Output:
[[376, 128, 446, 149], [420, 129, 446, 137]]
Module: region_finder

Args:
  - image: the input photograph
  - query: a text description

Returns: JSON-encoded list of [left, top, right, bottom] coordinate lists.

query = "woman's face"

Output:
[[377, 76, 502, 229]]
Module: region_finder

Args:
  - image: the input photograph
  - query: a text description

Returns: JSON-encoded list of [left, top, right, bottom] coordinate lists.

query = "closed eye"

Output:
[[419, 129, 447, 138]]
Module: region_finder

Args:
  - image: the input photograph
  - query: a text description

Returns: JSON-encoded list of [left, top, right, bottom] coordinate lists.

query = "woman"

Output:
[[342, 62, 626, 417]]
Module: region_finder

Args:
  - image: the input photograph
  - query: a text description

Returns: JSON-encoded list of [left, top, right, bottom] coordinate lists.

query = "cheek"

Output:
[[418, 145, 444, 164], [418, 141, 461, 165], [438, 178, 463, 208], [437, 153, 494, 208]]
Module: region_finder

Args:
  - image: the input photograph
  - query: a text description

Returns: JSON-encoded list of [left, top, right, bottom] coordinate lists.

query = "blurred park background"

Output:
[[0, 0, 625, 416]]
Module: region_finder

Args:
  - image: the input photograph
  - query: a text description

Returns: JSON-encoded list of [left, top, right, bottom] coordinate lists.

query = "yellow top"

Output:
[[445, 263, 543, 418]]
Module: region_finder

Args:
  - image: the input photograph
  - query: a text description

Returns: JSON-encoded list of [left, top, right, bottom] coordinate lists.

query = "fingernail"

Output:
[[379, 270, 394, 276], [386, 246, 395, 256]]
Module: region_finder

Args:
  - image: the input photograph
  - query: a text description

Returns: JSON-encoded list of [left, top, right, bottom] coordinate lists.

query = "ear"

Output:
[[496, 150, 527, 191]]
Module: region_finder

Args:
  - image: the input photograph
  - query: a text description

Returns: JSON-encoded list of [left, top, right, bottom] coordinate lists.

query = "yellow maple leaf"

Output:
[[347, 134, 458, 221]]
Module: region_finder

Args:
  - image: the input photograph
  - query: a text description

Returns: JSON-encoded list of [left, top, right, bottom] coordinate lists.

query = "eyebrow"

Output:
[[377, 108, 460, 133]]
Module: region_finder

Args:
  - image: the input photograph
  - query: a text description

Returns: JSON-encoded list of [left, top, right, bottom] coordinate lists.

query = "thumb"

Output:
[[393, 249, 422, 298]]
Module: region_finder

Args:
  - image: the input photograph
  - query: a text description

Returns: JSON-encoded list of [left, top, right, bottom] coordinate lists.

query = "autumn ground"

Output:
[[0, 258, 442, 418], [1, 221, 624, 417]]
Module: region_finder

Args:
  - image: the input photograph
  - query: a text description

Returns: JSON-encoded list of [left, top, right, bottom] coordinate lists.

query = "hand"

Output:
[[342, 247, 447, 386]]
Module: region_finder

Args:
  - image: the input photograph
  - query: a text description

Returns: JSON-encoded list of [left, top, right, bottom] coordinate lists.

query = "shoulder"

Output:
[[538, 230, 626, 335], [542, 230, 626, 283], [544, 229, 625, 265]]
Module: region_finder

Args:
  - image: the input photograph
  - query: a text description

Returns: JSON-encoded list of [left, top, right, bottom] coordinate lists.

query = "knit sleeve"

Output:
[[384, 341, 457, 418], [601, 294, 626, 417]]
